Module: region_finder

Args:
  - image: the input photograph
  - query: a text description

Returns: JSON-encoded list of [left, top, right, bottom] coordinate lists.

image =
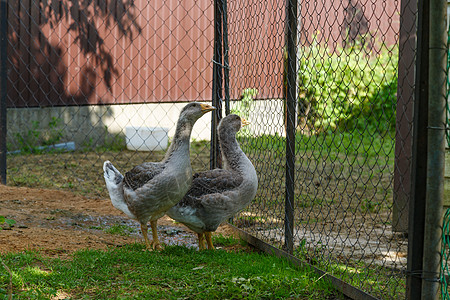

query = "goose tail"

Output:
[[103, 161, 136, 219], [103, 160, 123, 187]]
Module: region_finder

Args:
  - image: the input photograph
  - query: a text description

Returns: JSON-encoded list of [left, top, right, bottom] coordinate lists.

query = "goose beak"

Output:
[[241, 118, 250, 127], [200, 104, 216, 113]]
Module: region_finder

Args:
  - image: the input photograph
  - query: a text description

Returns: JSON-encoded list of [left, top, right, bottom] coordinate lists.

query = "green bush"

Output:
[[231, 88, 258, 119], [231, 88, 258, 137], [298, 39, 398, 133]]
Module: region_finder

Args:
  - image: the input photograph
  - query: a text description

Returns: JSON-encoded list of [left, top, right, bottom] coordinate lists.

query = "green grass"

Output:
[[211, 234, 247, 248], [0, 244, 337, 299], [104, 224, 137, 236], [293, 244, 406, 299], [6, 130, 397, 298], [241, 131, 394, 161]]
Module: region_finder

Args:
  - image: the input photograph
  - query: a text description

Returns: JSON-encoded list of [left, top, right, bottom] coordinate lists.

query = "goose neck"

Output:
[[164, 118, 193, 161]]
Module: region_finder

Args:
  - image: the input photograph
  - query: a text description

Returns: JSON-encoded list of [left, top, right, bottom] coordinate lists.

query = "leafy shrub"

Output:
[[298, 39, 398, 133], [231, 88, 258, 120], [231, 88, 258, 136], [13, 117, 64, 153]]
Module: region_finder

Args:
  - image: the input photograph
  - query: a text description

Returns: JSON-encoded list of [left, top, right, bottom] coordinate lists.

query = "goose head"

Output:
[[179, 102, 216, 125], [218, 114, 249, 137]]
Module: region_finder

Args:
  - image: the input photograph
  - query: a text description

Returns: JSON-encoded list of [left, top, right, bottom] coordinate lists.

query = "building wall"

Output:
[[7, 100, 286, 152], [7, 0, 214, 107], [6, 0, 400, 109]]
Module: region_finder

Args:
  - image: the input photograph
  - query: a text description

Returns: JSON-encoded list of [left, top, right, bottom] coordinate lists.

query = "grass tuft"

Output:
[[211, 234, 246, 248]]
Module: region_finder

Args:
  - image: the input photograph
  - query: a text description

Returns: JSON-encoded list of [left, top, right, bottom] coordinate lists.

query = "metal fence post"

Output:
[[0, 0, 7, 185], [284, 0, 298, 254], [222, 0, 230, 116], [421, 0, 447, 297], [211, 0, 224, 170], [406, 0, 428, 297]]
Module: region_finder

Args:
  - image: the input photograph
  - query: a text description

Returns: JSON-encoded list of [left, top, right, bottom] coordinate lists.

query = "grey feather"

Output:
[[103, 102, 215, 249], [167, 114, 258, 234]]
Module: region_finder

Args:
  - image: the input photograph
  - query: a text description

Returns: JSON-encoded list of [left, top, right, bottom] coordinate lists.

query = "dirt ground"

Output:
[[0, 185, 242, 257]]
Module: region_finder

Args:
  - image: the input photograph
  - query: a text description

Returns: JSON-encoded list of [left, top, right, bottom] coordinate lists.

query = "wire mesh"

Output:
[[4, 0, 214, 197], [442, 208, 450, 299], [1, 0, 427, 299], [226, 0, 405, 299]]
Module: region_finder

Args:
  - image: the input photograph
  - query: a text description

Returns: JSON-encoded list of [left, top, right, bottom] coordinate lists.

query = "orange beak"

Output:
[[200, 103, 216, 113]]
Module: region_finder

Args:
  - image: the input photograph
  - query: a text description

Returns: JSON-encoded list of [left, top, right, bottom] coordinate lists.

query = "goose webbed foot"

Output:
[[149, 220, 163, 250]]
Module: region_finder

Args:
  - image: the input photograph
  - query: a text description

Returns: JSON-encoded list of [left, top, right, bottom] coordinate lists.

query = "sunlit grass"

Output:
[[0, 244, 338, 299]]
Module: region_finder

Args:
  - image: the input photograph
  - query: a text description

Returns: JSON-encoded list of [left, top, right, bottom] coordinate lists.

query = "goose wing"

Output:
[[123, 162, 166, 191], [179, 169, 243, 207]]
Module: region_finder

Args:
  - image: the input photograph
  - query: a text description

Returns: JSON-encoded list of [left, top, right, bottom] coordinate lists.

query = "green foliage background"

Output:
[[298, 40, 398, 134]]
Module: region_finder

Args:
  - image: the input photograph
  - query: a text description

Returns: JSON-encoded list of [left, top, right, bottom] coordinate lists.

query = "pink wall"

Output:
[[7, 0, 400, 107], [7, 0, 214, 107]]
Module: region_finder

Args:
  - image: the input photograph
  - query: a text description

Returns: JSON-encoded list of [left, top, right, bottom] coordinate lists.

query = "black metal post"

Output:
[[284, 0, 297, 254], [0, 0, 7, 185], [406, 0, 428, 296], [211, 0, 223, 170], [222, 0, 230, 116], [421, 0, 446, 296]]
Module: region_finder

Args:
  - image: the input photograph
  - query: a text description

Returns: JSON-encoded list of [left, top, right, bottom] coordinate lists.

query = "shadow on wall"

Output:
[[6, 0, 141, 151], [7, 0, 141, 106]]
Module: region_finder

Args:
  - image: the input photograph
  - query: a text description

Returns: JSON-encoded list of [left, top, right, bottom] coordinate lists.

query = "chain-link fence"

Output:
[[1, 0, 448, 299], [3, 0, 215, 196], [224, 0, 405, 299]]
